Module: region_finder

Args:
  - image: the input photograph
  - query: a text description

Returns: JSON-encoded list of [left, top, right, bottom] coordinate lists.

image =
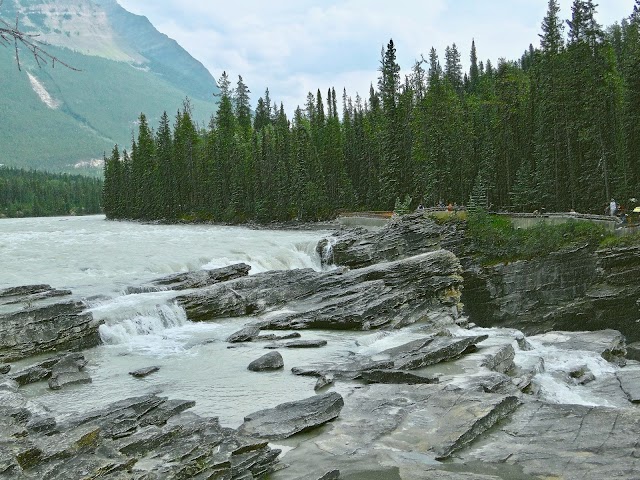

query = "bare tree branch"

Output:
[[0, 0, 80, 71]]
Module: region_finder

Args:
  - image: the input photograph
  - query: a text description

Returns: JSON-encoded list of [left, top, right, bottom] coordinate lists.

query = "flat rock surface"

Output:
[[238, 392, 344, 440], [458, 401, 640, 480], [617, 366, 640, 402], [265, 339, 328, 349], [270, 384, 519, 479]]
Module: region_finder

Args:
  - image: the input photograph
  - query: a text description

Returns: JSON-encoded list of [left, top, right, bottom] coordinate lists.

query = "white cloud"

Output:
[[116, 0, 636, 115]]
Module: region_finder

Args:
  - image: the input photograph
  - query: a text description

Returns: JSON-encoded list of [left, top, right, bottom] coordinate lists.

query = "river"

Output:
[[0, 215, 626, 430]]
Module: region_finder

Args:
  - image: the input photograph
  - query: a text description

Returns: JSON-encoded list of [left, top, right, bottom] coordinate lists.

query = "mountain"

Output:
[[0, 0, 219, 173]]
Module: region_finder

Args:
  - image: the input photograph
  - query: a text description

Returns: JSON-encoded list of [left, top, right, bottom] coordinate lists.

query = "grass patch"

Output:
[[466, 210, 612, 263]]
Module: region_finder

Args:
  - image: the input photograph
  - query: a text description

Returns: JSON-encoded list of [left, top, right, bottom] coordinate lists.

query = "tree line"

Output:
[[0, 167, 102, 218], [103, 0, 640, 223]]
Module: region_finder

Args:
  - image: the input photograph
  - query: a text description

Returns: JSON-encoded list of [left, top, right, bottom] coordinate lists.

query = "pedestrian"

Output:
[[609, 198, 617, 216]]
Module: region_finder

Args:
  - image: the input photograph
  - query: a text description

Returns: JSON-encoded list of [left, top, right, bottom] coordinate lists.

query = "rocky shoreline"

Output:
[[2, 213, 640, 479]]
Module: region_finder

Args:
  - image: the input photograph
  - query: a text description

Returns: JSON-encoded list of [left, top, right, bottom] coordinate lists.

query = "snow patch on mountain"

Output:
[[27, 73, 61, 109]]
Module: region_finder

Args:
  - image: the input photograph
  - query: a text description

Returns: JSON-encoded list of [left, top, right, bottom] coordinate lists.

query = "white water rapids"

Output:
[[0, 215, 628, 427]]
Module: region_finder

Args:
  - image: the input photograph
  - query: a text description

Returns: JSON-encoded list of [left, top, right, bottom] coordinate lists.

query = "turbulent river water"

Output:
[[0, 215, 624, 430]]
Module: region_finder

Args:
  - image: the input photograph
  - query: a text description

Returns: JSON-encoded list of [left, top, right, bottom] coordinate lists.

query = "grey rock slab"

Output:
[[377, 334, 489, 370], [179, 250, 464, 331], [126, 263, 251, 294], [0, 300, 102, 362], [269, 384, 520, 479], [459, 401, 640, 480], [264, 339, 328, 349], [617, 367, 640, 402], [314, 374, 334, 391], [248, 351, 284, 372], [254, 332, 302, 342], [238, 392, 344, 440], [227, 325, 261, 343], [317, 212, 450, 269], [48, 371, 92, 390], [360, 369, 440, 385], [129, 366, 160, 378]]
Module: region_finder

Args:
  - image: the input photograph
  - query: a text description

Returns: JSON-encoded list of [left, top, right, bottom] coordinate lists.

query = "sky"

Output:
[[116, 0, 636, 115]]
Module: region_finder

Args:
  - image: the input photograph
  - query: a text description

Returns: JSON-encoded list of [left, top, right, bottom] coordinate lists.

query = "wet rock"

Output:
[[238, 392, 344, 440], [316, 213, 450, 269], [248, 351, 284, 372], [360, 369, 439, 385], [316, 470, 340, 480], [268, 384, 519, 479], [11, 365, 52, 386], [378, 334, 489, 370], [625, 341, 640, 361], [480, 344, 515, 374], [26, 415, 57, 434], [265, 339, 327, 349], [129, 366, 160, 378], [531, 330, 627, 366], [126, 263, 251, 294], [0, 300, 102, 362], [179, 250, 463, 331], [617, 368, 640, 403], [1, 390, 282, 479], [255, 332, 302, 342], [227, 325, 262, 343], [458, 401, 640, 480], [0, 364, 11, 374], [48, 353, 91, 390], [514, 332, 533, 351], [0, 284, 71, 306], [314, 374, 334, 391], [568, 365, 595, 385]]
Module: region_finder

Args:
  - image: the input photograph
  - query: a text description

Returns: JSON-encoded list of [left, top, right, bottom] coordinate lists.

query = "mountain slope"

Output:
[[1, 0, 219, 173]]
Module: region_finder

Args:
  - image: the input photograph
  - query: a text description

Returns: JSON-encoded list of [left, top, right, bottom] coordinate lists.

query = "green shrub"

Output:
[[466, 211, 611, 263]]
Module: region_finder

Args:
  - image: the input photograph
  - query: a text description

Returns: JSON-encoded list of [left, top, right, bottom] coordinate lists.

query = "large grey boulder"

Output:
[[248, 351, 284, 372], [126, 263, 251, 294], [316, 212, 457, 269], [0, 284, 71, 306], [0, 300, 102, 362], [227, 325, 262, 343], [48, 353, 91, 390], [179, 250, 463, 331], [238, 392, 344, 440]]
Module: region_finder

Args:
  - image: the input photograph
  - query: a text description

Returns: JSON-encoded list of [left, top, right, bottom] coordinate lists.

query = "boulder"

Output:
[[248, 351, 284, 372], [179, 250, 463, 331], [0, 300, 102, 362], [316, 213, 453, 269], [0, 364, 11, 374], [125, 263, 251, 294], [264, 339, 327, 349], [314, 374, 334, 391], [238, 392, 344, 440], [0, 284, 71, 306], [129, 366, 160, 378], [48, 354, 91, 390], [226, 325, 261, 343]]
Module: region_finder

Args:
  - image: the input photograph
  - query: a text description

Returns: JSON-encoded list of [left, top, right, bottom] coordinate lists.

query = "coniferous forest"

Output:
[[0, 168, 102, 218], [103, 1, 640, 223]]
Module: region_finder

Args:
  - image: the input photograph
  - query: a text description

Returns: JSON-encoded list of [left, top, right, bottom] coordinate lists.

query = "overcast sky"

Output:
[[116, 0, 636, 114]]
